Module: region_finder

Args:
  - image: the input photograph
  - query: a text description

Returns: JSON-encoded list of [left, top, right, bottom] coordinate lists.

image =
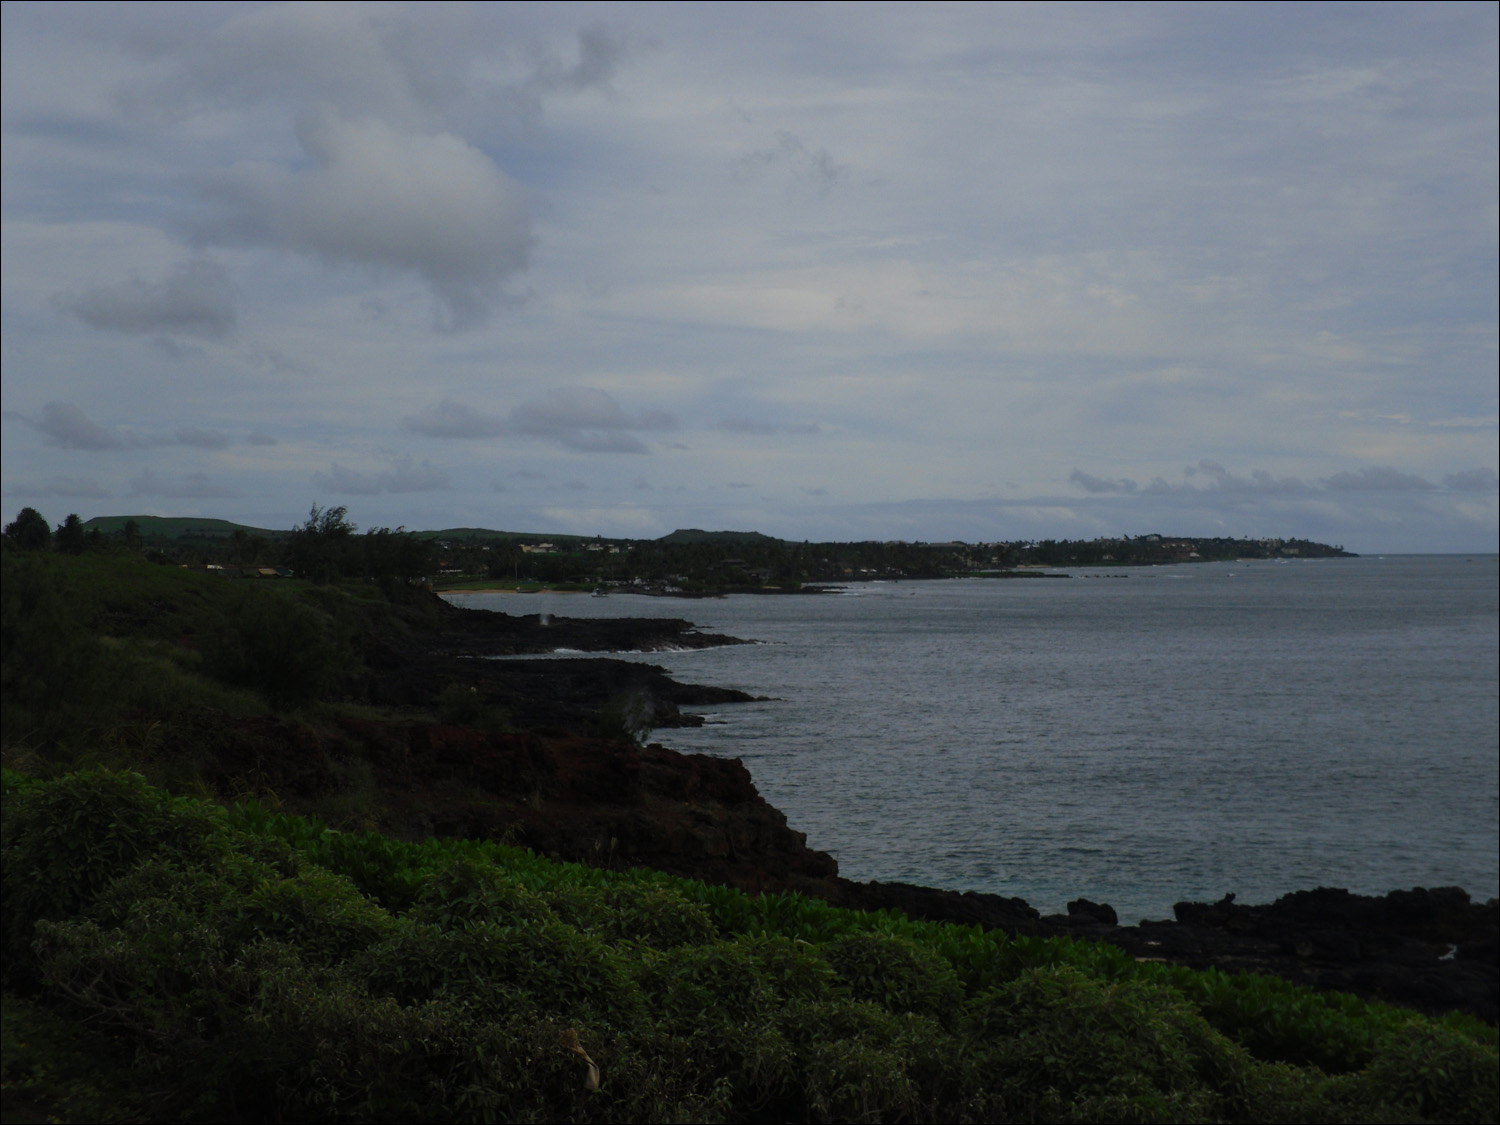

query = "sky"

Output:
[[2, 2, 1496, 552]]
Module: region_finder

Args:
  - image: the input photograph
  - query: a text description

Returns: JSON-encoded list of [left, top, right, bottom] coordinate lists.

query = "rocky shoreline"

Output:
[[327, 599, 1496, 1026]]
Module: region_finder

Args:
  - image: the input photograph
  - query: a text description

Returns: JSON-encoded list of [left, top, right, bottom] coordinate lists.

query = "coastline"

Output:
[[338, 596, 1500, 1024]]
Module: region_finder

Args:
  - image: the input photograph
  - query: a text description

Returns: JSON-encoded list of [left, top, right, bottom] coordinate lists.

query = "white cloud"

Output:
[[189, 111, 532, 329]]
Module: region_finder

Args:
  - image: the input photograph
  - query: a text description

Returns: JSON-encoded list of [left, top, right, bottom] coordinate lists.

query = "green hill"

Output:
[[657, 528, 782, 545], [81, 515, 280, 539]]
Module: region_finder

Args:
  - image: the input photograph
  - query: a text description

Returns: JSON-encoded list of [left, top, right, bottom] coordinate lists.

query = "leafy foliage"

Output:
[[2, 768, 1495, 1123]]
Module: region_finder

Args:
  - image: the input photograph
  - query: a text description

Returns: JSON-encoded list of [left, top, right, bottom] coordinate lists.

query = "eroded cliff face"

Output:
[[174, 714, 838, 893]]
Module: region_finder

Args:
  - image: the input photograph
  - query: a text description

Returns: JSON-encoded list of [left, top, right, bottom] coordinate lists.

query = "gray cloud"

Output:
[[313, 457, 449, 495], [405, 391, 674, 452], [512, 388, 676, 453], [1083, 461, 1491, 502], [1069, 469, 1138, 494], [531, 24, 628, 95], [21, 403, 238, 452], [717, 417, 822, 436], [155, 5, 618, 134], [149, 336, 206, 360], [129, 469, 240, 499], [188, 110, 532, 330], [246, 432, 278, 446], [1, 476, 113, 499], [29, 402, 131, 450], [1444, 468, 1499, 493], [174, 426, 231, 450], [60, 259, 236, 339], [733, 130, 847, 196], [1182, 461, 1312, 496], [403, 399, 506, 439], [1322, 467, 1436, 492]]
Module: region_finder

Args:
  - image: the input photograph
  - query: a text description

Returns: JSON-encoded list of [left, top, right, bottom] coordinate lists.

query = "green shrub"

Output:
[[548, 883, 720, 949], [964, 965, 1252, 1123], [826, 932, 964, 1024], [9, 769, 1499, 1123], [1349, 1021, 1500, 1124], [409, 858, 558, 929], [204, 588, 339, 707], [1, 769, 222, 986]]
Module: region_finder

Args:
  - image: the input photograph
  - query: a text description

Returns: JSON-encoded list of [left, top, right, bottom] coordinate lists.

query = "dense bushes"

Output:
[[3, 768, 1497, 1123], [203, 587, 340, 707]]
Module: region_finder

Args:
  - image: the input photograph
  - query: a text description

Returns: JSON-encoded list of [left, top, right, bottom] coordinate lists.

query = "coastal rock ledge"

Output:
[[205, 707, 1496, 1027]]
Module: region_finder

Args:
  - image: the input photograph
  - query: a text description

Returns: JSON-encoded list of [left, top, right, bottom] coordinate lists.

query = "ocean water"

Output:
[[452, 555, 1499, 923]]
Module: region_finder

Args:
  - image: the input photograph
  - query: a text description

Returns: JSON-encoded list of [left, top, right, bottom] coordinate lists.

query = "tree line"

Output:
[[2, 505, 434, 586]]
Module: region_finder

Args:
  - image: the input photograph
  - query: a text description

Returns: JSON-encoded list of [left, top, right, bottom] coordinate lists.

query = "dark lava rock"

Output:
[[1107, 886, 1499, 1024], [1068, 898, 1119, 926]]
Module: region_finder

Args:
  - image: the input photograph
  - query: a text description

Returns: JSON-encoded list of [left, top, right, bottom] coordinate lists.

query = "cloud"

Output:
[[532, 23, 628, 94], [246, 432, 278, 446], [403, 399, 506, 439], [313, 456, 449, 495], [405, 391, 675, 452], [173, 426, 231, 450], [188, 110, 532, 329], [733, 130, 847, 196], [59, 259, 236, 339], [0, 476, 113, 499], [128, 469, 240, 499], [1181, 461, 1311, 496], [159, 5, 620, 131], [717, 417, 822, 436], [27, 402, 132, 450], [1321, 467, 1436, 491], [1069, 469, 1138, 494], [1444, 468, 1499, 493], [18, 403, 240, 452]]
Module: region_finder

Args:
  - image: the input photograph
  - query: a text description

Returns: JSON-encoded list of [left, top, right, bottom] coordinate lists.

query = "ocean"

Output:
[[451, 554, 1499, 923]]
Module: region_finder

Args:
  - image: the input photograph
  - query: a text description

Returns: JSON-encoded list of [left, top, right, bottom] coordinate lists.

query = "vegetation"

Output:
[[2, 506, 1483, 1122], [10, 506, 1354, 594], [3, 768, 1495, 1123]]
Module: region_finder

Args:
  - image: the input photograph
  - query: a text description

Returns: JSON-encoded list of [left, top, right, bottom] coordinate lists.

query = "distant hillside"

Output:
[[420, 527, 593, 544], [657, 528, 781, 545], [82, 515, 280, 539]]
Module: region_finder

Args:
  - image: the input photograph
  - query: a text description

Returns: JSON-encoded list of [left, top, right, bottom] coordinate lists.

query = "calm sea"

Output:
[[452, 554, 1499, 923]]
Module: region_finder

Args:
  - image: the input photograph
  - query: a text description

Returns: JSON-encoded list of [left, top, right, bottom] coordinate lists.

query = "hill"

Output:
[[657, 528, 782, 545], [81, 514, 280, 539]]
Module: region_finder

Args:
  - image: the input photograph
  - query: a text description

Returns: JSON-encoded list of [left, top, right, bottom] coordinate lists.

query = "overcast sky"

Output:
[[3, 2, 1496, 551]]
